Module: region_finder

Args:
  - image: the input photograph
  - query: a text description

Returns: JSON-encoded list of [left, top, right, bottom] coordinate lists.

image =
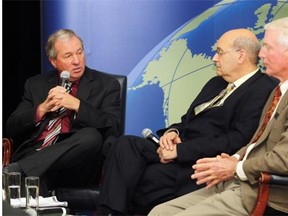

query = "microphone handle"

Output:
[[60, 78, 67, 87], [55, 78, 68, 114], [151, 136, 159, 144], [147, 134, 160, 146]]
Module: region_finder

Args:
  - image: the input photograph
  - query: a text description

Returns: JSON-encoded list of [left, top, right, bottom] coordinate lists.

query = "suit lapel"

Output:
[[77, 69, 94, 100], [191, 82, 227, 112], [191, 71, 263, 119], [228, 70, 262, 97], [186, 91, 219, 122], [44, 69, 94, 101], [255, 88, 288, 144], [35, 73, 58, 135]]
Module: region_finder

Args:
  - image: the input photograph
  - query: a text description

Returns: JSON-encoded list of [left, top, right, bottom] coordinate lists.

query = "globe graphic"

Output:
[[126, 0, 288, 135]]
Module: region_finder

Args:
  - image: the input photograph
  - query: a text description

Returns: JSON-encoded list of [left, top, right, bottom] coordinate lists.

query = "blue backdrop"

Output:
[[41, 0, 288, 136]]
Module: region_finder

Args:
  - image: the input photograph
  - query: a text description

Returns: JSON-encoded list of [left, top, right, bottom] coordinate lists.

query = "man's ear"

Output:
[[238, 49, 247, 64], [49, 57, 57, 68]]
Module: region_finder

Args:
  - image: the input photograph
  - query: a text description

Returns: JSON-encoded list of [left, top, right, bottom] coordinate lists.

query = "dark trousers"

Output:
[[14, 127, 104, 196], [99, 135, 202, 214]]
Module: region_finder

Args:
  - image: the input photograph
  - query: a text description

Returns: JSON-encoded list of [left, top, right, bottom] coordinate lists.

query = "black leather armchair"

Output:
[[2, 72, 127, 215]]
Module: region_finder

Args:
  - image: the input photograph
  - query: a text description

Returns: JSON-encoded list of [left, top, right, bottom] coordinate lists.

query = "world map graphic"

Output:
[[126, 0, 288, 135]]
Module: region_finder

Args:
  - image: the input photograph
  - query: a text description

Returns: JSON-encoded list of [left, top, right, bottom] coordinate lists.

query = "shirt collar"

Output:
[[232, 68, 259, 88], [279, 80, 288, 95]]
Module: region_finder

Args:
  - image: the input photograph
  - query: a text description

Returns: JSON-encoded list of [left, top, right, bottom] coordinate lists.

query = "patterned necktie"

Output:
[[38, 82, 72, 150], [208, 83, 235, 108], [194, 83, 235, 115], [252, 86, 282, 143]]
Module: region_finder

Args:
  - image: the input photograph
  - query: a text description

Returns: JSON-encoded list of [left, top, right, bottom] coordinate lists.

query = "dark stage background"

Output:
[[2, 0, 41, 136]]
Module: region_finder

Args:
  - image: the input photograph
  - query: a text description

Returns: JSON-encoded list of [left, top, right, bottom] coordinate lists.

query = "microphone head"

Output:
[[142, 128, 152, 138], [60, 70, 70, 79]]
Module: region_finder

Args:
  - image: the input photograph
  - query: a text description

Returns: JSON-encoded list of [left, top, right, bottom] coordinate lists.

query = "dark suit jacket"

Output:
[[6, 66, 121, 151], [156, 71, 278, 195]]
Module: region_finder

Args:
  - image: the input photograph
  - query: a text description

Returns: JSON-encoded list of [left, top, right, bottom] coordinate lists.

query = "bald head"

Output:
[[221, 29, 258, 43], [213, 29, 261, 82], [218, 29, 260, 64]]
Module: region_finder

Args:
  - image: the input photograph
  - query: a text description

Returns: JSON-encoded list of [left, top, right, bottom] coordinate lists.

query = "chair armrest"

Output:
[[250, 172, 288, 216], [2, 138, 13, 167], [269, 174, 288, 185]]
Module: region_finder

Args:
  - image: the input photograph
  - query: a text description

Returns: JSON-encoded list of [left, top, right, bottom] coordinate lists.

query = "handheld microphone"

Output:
[[55, 71, 70, 114], [60, 71, 70, 87], [142, 128, 160, 146]]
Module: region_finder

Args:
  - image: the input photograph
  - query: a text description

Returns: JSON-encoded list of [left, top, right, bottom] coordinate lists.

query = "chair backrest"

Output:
[[106, 73, 127, 135]]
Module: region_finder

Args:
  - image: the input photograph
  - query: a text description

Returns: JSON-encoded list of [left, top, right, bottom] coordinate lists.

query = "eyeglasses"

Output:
[[216, 49, 241, 56]]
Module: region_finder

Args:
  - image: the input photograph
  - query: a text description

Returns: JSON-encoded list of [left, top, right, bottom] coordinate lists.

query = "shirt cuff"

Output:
[[232, 154, 240, 160], [236, 160, 248, 181], [164, 128, 180, 136], [35, 105, 44, 126]]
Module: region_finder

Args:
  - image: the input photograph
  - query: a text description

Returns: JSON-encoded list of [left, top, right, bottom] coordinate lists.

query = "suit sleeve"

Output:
[[5, 77, 50, 147], [74, 77, 121, 138]]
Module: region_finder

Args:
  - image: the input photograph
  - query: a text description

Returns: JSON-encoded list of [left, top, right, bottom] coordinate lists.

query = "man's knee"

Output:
[[80, 127, 102, 140], [104, 135, 138, 150], [74, 127, 103, 150]]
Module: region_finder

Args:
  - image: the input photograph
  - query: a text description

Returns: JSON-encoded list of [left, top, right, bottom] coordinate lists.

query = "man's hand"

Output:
[[191, 154, 238, 189], [38, 86, 80, 118], [159, 131, 181, 150], [157, 146, 177, 163]]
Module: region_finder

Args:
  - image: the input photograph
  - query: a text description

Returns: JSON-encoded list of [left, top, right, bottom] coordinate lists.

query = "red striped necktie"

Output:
[[37, 82, 72, 150], [252, 86, 282, 143]]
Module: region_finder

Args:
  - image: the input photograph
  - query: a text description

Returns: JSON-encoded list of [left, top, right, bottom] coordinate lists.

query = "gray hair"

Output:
[[233, 36, 261, 65], [264, 17, 288, 48], [45, 29, 84, 59]]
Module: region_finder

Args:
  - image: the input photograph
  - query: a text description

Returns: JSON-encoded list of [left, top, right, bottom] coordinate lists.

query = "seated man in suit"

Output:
[[3, 29, 122, 196], [149, 17, 288, 216], [96, 28, 278, 215]]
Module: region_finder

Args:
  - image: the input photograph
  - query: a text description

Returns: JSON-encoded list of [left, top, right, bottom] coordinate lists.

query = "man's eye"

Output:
[[64, 54, 72, 59]]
